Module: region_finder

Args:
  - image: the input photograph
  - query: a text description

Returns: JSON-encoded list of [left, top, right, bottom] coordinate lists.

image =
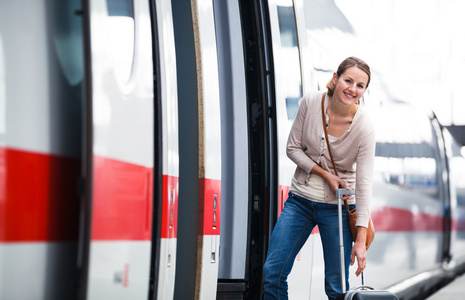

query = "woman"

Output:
[[263, 57, 375, 300]]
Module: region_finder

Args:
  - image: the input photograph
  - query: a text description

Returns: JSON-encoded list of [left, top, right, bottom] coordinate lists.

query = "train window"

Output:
[[50, 0, 84, 87], [373, 111, 440, 199], [276, 1, 303, 120], [105, 0, 135, 85], [277, 5, 298, 47]]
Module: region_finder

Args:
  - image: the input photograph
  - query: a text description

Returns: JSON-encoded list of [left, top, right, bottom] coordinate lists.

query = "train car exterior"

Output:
[[1, 0, 180, 299], [152, 1, 180, 298], [79, 0, 180, 299], [79, 0, 157, 298], [444, 129, 465, 275], [0, 0, 83, 299]]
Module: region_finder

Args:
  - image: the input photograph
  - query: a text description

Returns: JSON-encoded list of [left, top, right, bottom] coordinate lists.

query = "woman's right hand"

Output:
[[310, 165, 349, 199], [323, 172, 351, 200], [324, 172, 347, 192]]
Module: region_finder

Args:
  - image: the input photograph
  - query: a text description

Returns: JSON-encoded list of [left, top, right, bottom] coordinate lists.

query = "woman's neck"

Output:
[[327, 95, 358, 119]]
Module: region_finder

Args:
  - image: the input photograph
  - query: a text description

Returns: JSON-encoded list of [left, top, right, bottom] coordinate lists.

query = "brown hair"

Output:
[[326, 57, 371, 97]]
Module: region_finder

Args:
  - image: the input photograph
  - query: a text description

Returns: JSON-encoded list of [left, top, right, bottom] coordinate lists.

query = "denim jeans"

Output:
[[263, 192, 355, 300]]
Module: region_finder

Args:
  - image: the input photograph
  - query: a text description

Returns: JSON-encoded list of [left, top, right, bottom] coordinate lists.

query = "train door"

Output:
[[78, 0, 179, 299], [149, 0, 179, 299], [267, 0, 317, 298], [214, 0, 314, 298], [431, 116, 452, 263], [0, 0, 82, 299], [172, 0, 222, 299], [442, 128, 465, 266], [214, 0, 272, 299]]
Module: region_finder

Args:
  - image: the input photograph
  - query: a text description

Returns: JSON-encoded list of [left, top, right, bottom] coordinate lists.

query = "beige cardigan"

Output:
[[287, 92, 376, 228]]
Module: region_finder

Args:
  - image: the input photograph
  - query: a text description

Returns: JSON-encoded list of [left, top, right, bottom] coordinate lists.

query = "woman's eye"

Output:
[[358, 84, 364, 89]]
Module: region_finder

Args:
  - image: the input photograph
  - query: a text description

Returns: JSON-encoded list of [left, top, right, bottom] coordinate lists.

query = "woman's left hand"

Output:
[[350, 226, 367, 277]]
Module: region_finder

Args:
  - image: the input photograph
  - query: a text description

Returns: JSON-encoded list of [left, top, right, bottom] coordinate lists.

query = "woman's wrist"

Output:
[[355, 226, 367, 244]]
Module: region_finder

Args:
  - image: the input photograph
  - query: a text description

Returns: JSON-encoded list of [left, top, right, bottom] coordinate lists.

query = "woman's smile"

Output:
[[332, 67, 368, 106]]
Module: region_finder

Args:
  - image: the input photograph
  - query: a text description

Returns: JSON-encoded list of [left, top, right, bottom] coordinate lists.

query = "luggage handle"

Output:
[[351, 285, 375, 291], [337, 188, 355, 293]]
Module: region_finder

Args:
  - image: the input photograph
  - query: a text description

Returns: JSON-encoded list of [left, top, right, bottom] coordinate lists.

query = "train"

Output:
[[1, 0, 464, 299]]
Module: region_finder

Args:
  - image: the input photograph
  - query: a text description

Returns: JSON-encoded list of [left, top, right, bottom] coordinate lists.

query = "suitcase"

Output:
[[334, 189, 399, 300]]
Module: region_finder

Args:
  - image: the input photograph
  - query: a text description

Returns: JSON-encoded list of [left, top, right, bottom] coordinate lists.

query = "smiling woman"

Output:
[[263, 56, 375, 300], [326, 57, 371, 104], [326, 66, 370, 137]]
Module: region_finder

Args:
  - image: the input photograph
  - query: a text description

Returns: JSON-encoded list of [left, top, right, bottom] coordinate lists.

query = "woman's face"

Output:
[[331, 66, 369, 106]]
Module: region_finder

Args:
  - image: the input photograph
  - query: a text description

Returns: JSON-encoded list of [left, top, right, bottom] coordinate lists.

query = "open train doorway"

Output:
[[215, 0, 277, 298]]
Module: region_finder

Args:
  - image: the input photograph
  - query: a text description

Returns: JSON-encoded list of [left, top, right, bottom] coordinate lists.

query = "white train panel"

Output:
[[157, 238, 177, 299], [156, 0, 179, 178], [0, 1, 82, 299], [0, 37, 4, 137], [89, 0, 154, 168], [0, 0, 82, 157], [84, 0, 156, 298], [154, 0, 179, 297], [0, 243, 77, 300], [87, 241, 151, 299], [197, 234, 222, 299]]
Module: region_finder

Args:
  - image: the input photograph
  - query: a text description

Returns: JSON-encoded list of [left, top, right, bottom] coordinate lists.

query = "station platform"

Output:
[[426, 273, 465, 299]]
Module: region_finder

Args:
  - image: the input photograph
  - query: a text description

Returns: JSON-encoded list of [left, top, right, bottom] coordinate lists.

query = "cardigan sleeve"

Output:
[[286, 96, 317, 174], [354, 122, 376, 228]]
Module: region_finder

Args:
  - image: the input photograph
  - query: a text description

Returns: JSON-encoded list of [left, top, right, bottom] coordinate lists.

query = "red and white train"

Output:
[[1, 0, 464, 299]]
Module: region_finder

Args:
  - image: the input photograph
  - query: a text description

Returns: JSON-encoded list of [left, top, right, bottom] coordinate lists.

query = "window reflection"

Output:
[[106, 0, 135, 85], [373, 119, 440, 199], [277, 3, 302, 120], [50, 0, 83, 87]]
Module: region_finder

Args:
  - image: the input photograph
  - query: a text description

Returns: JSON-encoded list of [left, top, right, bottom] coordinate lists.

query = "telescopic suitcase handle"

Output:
[[336, 188, 355, 293], [336, 188, 355, 199]]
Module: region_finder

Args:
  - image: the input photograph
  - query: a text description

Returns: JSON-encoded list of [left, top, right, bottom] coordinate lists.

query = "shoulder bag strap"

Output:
[[321, 94, 350, 212]]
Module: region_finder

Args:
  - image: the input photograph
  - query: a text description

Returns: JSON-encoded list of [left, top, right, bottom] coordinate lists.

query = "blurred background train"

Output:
[[1, 0, 465, 299]]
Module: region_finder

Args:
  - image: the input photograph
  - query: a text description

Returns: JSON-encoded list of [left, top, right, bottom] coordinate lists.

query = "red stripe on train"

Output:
[[278, 185, 290, 216], [161, 175, 178, 239], [198, 178, 221, 236], [91, 155, 153, 241], [278, 185, 448, 233], [0, 147, 80, 242], [371, 207, 443, 232]]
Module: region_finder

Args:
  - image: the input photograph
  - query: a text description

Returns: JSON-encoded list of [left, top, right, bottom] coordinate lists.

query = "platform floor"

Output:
[[426, 274, 465, 299]]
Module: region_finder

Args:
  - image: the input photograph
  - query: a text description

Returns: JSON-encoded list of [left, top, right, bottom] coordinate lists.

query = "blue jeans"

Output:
[[263, 192, 355, 300]]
